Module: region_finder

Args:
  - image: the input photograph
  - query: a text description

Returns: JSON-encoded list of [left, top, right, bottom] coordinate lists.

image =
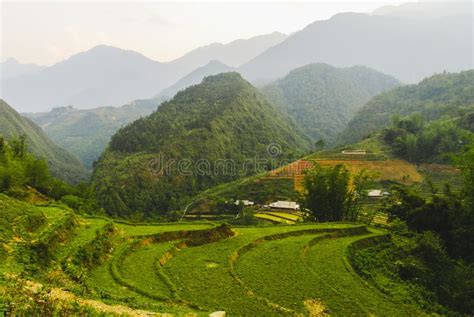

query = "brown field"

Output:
[[267, 158, 422, 192]]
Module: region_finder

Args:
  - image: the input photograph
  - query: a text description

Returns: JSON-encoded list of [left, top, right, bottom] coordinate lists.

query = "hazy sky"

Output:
[[1, 1, 407, 66]]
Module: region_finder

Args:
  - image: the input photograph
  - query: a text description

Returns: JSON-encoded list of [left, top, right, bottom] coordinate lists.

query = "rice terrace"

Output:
[[0, 202, 428, 316]]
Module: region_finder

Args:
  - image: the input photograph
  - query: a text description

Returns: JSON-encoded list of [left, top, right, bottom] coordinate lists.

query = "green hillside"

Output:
[[93, 72, 311, 217], [261, 63, 400, 144], [339, 70, 474, 144], [0, 100, 88, 183], [25, 98, 163, 168]]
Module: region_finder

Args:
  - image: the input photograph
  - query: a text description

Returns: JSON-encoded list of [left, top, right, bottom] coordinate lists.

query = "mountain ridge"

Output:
[[0, 100, 88, 183], [239, 3, 472, 84], [24, 97, 164, 168], [1, 32, 287, 112]]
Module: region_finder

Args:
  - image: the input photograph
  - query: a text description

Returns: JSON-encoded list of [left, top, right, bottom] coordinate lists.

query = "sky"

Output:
[[1, 0, 408, 66]]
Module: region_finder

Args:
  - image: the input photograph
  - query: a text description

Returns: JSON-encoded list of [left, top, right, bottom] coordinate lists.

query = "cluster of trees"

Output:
[[0, 135, 59, 197], [382, 112, 473, 163], [0, 134, 99, 214], [351, 226, 474, 315], [301, 163, 368, 222], [380, 145, 474, 313]]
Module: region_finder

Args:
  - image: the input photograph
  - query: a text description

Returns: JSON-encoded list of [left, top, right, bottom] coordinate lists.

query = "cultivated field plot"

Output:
[[81, 222, 428, 316], [268, 158, 422, 192], [255, 211, 302, 224]]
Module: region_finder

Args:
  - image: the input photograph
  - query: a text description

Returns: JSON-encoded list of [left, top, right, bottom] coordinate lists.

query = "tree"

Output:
[[302, 163, 366, 222], [454, 144, 474, 209], [314, 139, 325, 151], [25, 158, 50, 193], [10, 134, 27, 158]]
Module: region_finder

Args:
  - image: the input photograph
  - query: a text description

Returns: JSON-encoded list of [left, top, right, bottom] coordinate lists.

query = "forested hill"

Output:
[[93, 72, 311, 217], [261, 63, 400, 144], [339, 70, 474, 144], [0, 100, 88, 183], [25, 97, 163, 168]]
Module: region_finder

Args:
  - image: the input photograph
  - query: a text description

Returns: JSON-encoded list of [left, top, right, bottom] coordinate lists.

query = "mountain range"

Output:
[[239, 2, 472, 84], [2, 2, 471, 114], [24, 97, 164, 168], [0, 100, 87, 183], [1, 32, 286, 112]]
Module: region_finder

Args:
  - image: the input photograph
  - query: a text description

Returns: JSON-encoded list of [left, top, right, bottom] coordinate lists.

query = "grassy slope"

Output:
[[0, 100, 88, 183]]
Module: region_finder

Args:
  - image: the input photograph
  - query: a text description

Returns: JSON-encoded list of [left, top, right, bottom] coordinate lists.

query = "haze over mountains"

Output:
[[159, 60, 235, 99], [0, 32, 287, 112], [0, 58, 45, 81], [2, 2, 471, 113], [239, 2, 472, 84]]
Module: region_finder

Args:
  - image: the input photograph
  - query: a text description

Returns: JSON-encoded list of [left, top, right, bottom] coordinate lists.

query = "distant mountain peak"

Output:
[[3, 57, 19, 65], [158, 60, 235, 98], [206, 59, 228, 66]]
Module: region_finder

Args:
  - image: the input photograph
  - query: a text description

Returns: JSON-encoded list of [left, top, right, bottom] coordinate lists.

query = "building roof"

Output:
[[269, 201, 300, 210], [342, 149, 367, 155], [235, 199, 254, 206], [368, 189, 383, 197]]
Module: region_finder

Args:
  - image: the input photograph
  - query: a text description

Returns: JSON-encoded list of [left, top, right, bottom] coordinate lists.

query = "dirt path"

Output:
[[49, 287, 167, 316]]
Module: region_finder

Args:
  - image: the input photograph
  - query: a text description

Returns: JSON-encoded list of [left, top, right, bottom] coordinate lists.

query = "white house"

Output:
[[269, 201, 300, 210], [235, 200, 254, 206], [342, 149, 367, 155], [367, 190, 390, 198]]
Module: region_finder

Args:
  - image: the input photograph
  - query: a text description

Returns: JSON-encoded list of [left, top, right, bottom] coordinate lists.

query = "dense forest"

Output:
[[340, 70, 474, 144], [93, 73, 311, 217], [262, 63, 400, 145]]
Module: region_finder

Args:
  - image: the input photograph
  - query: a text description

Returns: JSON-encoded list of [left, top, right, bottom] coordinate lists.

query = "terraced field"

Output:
[[1, 196, 430, 316], [78, 222, 427, 315]]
